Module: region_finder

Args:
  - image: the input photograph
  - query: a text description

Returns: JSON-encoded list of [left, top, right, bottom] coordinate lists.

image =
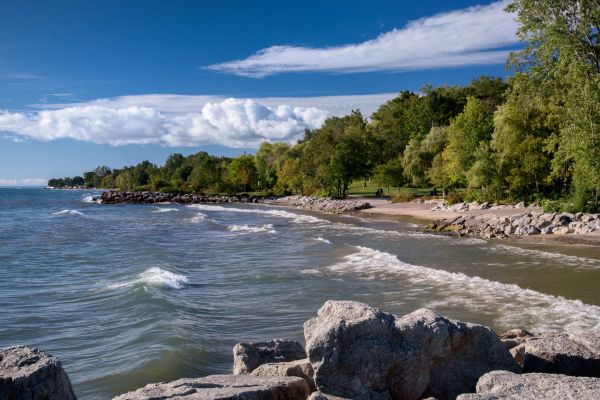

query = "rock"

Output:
[[552, 226, 570, 235], [498, 328, 533, 350], [113, 374, 311, 400], [0, 346, 76, 400], [307, 391, 351, 400], [251, 359, 316, 392], [515, 201, 525, 208], [233, 339, 306, 375], [511, 334, 600, 376], [456, 370, 600, 400], [304, 301, 519, 400]]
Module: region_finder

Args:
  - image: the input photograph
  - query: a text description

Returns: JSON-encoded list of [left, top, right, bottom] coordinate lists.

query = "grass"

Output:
[[346, 180, 435, 198]]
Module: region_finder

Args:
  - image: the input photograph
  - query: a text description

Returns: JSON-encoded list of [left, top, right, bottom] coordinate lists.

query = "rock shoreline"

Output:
[[269, 195, 371, 214], [95, 190, 267, 204], [3, 301, 599, 399], [427, 201, 600, 239]]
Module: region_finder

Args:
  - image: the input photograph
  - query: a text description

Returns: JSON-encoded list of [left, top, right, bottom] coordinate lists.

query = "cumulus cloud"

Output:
[[208, 1, 518, 77], [0, 98, 330, 148]]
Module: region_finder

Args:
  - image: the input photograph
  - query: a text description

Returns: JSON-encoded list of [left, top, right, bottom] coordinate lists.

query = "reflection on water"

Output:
[[1, 188, 599, 399]]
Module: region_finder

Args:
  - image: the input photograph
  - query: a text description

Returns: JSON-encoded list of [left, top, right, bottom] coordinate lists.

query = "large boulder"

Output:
[[0, 346, 76, 400], [233, 339, 306, 375], [307, 391, 351, 400], [456, 370, 600, 399], [511, 333, 600, 376], [251, 359, 316, 391], [304, 301, 519, 400], [113, 374, 311, 400]]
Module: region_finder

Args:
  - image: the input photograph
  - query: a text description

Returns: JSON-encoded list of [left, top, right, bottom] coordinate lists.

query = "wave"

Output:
[[490, 244, 600, 269], [53, 209, 84, 216], [152, 207, 180, 213], [82, 195, 95, 203], [187, 204, 327, 224], [107, 267, 189, 290], [190, 212, 207, 222], [327, 246, 600, 333], [227, 224, 276, 234], [314, 237, 332, 244]]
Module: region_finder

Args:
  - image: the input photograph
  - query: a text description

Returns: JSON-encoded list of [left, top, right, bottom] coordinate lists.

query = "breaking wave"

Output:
[[188, 204, 327, 224], [314, 237, 332, 244], [190, 212, 207, 222], [327, 246, 600, 333], [152, 207, 180, 213], [490, 244, 600, 269], [107, 267, 189, 290], [228, 224, 276, 234], [53, 209, 84, 216]]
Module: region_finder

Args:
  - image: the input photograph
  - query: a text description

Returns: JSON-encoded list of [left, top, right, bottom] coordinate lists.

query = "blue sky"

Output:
[[0, 0, 520, 185]]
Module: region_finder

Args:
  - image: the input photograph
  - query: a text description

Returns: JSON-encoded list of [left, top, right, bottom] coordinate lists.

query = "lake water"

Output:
[[1, 187, 599, 399]]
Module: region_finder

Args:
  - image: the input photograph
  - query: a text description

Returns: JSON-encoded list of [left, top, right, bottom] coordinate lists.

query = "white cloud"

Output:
[[0, 93, 396, 148], [0, 98, 326, 148], [0, 178, 47, 186], [208, 1, 518, 77]]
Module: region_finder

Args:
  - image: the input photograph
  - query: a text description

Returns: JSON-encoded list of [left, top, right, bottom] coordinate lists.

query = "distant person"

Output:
[[430, 187, 437, 196]]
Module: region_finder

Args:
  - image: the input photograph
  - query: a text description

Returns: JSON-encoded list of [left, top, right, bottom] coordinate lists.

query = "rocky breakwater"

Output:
[[0, 346, 76, 400], [5, 302, 600, 399], [429, 201, 600, 239], [272, 196, 371, 214], [96, 190, 265, 205]]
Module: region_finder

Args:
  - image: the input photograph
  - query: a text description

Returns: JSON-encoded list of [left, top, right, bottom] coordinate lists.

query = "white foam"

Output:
[[53, 209, 84, 216], [187, 204, 327, 224], [152, 207, 180, 213], [314, 237, 332, 244], [190, 212, 207, 222], [228, 224, 276, 234], [490, 244, 600, 269], [107, 267, 189, 290], [82, 195, 95, 203], [327, 246, 600, 333]]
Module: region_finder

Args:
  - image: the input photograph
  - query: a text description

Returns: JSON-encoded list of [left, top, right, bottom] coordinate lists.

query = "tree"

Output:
[[443, 96, 495, 186], [373, 157, 404, 191], [229, 154, 257, 192], [508, 0, 600, 209]]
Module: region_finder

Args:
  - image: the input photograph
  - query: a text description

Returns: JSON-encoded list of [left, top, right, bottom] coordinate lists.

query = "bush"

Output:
[[391, 193, 416, 203], [445, 191, 464, 204]]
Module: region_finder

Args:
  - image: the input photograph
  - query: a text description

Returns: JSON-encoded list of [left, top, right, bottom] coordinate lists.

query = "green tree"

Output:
[[443, 96, 495, 186], [508, 0, 600, 209], [229, 154, 257, 192], [373, 157, 404, 191]]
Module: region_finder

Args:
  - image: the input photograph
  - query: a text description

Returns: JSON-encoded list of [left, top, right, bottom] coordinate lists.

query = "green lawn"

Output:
[[346, 180, 435, 198]]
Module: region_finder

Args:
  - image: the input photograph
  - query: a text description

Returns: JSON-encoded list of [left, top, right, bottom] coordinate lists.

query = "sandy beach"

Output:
[[356, 198, 600, 248]]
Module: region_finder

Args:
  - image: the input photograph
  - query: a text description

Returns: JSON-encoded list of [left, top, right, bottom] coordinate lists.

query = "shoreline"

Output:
[[354, 197, 600, 248]]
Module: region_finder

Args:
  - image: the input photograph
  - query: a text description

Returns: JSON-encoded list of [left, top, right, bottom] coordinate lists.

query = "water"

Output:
[[1, 188, 600, 399]]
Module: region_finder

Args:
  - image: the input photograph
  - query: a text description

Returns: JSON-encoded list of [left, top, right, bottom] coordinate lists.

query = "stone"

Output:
[[304, 301, 519, 400], [233, 339, 306, 375], [511, 334, 600, 376], [456, 371, 600, 400], [498, 328, 533, 350], [552, 226, 570, 235], [0, 346, 76, 400], [113, 374, 311, 400], [307, 391, 351, 400], [251, 359, 316, 392]]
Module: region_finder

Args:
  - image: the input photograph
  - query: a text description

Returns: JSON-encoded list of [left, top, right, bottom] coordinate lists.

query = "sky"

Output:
[[0, 0, 521, 185]]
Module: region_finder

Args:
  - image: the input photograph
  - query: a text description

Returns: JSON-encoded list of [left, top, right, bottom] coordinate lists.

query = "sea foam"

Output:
[[152, 207, 180, 213], [314, 237, 332, 244], [327, 246, 600, 333], [228, 224, 276, 234], [187, 204, 327, 224], [53, 209, 84, 216], [490, 244, 600, 269], [108, 267, 189, 290]]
